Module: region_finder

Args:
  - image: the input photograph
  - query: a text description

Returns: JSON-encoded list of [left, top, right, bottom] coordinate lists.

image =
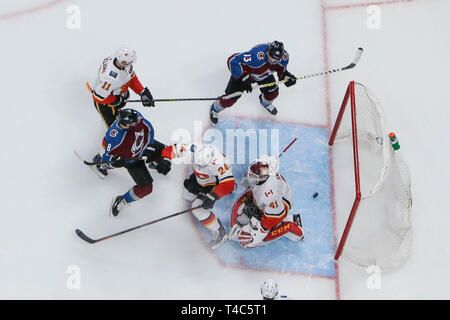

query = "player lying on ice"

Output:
[[229, 155, 304, 248]]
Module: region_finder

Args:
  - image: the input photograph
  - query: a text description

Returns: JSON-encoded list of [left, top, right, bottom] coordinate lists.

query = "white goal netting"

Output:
[[332, 82, 412, 272]]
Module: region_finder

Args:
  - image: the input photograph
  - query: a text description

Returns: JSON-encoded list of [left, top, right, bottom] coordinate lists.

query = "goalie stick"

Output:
[[76, 206, 202, 244], [257, 47, 364, 89]]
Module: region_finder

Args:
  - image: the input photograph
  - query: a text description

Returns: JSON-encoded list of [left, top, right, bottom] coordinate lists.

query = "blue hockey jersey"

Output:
[[101, 111, 154, 163], [227, 43, 289, 82]]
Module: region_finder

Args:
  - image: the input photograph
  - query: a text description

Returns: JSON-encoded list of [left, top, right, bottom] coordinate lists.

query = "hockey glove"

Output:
[[156, 157, 171, 175], [279, 70, 297, 87], [142, 147, 158, 163], [111, 95, 126, 108], [110, 156, 126, 168], [240, 75, 253, 93], [243, 197, 262, 220], [184, 174, 200, 195], [200, 192, 219, 209], [140, 87, 155, 107]]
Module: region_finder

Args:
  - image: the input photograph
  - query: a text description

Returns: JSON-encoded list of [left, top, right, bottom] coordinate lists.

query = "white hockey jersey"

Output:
[[192, 147, 234, 189], [87, 56, 143, 103], [252, 173, 292, 216]]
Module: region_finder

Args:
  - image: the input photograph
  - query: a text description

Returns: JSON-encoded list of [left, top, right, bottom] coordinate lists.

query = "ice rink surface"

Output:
[[0, 0, 449, 299]]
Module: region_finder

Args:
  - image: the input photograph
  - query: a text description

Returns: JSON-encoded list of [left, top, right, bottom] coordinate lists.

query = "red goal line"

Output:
[[325, 0, 426, 11]]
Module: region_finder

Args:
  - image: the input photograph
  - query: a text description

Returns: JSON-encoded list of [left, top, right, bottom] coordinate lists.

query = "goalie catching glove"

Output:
[[279, 70, 297, 87]]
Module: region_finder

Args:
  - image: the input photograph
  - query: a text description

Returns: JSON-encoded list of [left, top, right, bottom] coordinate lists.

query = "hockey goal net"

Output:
[[329, 81, 412, 272]]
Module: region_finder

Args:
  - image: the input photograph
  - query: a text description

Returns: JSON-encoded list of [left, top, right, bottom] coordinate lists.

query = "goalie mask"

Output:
[[246, 160, 271, 185]]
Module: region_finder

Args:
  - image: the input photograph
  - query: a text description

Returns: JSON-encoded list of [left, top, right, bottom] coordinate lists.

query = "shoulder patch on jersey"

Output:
[[283, 52, 289, 61], [257, 51, 266, 60], [101, 58, 108, 73], [109, 129, 118, 137], [109, 71, 118, 78]]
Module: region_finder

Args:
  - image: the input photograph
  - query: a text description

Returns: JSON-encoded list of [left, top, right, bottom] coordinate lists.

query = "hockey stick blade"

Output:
[[75, 229, 97, 244], [342, 47, 364, 70], [74, 150, 115, 166], [74, 150, 106, 180]]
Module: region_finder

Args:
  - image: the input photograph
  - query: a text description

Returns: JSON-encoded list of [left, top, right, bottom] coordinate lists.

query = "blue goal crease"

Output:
[[195, 118, 335, 277]]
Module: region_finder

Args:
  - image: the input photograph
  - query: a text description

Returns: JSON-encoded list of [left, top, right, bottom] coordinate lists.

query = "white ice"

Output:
[[0, 0, 449, 299]]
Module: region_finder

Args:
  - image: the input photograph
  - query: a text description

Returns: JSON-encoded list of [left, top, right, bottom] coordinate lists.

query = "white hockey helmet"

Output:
[[192, 144, 216, 168], [246, 159, 271, 185], [114, 47, 137, 66], [261, 278, 279, 299]]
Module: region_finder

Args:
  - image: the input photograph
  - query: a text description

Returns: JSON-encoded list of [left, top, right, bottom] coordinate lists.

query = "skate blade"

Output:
[[89, 166, 106, 180], [210, 234, 228, 250]]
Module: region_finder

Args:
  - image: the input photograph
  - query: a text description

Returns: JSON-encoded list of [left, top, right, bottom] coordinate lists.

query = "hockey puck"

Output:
[[313, 192, 319, 198]]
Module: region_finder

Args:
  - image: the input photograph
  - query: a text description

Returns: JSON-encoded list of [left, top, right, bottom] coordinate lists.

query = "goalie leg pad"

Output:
[[264, 221, 304, 242]]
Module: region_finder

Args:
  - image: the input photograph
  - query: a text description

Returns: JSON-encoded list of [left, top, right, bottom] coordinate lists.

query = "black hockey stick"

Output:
[[258, 47, 364, 89], [75, 205, 202, 244], [73, 150, 115, 167], [125, 91, 243, 103]]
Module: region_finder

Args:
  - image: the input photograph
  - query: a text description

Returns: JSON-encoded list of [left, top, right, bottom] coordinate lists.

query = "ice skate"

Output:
[[293, 213, 304, 240], [210, 103, 219, 124], [210, 220, 228, 249], [259, 94, 278, 115], [110, 195, 127, 217]]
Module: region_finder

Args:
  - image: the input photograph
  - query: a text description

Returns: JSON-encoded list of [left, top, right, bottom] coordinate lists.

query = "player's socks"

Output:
[[259, 94, 278, 115]]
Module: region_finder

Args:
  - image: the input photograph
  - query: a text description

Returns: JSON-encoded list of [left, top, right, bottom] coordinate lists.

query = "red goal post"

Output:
[[329, 81, 412, 271]]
